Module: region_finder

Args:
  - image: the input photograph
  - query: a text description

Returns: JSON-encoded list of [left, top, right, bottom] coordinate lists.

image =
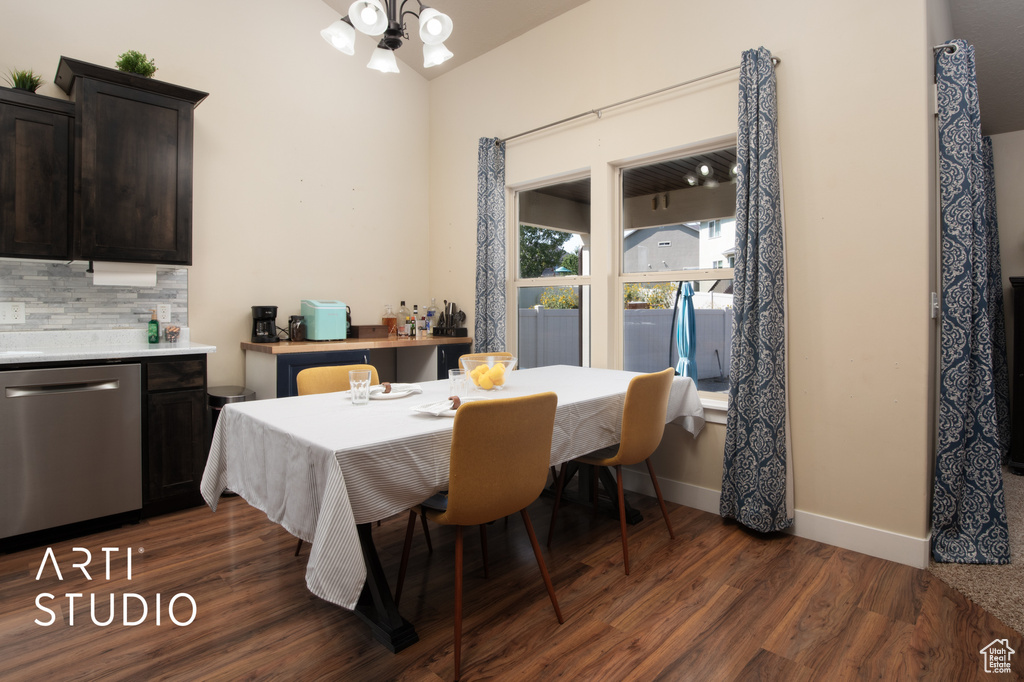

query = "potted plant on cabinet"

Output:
[[3, 69, 43, 92], [115, 50, 157, 78]]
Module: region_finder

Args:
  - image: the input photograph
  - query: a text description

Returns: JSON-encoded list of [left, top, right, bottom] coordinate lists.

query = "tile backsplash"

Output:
[[0, 259, 187, 330]]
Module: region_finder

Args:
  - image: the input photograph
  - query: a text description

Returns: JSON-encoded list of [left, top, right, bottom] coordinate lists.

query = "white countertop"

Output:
[[0, 329, 216, 365]]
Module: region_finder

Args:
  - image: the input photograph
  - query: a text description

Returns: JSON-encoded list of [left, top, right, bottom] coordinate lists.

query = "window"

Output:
[[619, 146, 736, 394], [513, 177, 591, 369]]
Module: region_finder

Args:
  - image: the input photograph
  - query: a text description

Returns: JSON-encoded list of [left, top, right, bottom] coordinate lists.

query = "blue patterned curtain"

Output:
[[720, 47, 792, 533], [931, 40, 1010, 564], [983, 138, 1011, 462], [474, 138, 506, 353]]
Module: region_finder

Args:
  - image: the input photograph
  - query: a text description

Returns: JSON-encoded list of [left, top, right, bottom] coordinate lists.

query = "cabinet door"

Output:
[[0, 94, 72, 259], [436, 343, 472, 379], [145, 388, 205, 510], [75, 78, 194, 265], [276, 349, 371, 397]]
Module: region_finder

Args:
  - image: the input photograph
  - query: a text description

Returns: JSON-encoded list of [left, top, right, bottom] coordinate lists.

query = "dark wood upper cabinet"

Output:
[[0, 88, 74, 259], [55, 57, 207, 265]]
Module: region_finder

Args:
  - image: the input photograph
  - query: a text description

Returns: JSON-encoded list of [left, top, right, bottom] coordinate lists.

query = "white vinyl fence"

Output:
[[517, 307, 581, 368]]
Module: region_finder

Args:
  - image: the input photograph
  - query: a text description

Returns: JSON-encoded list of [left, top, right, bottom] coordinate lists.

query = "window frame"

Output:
[[612, 138, 737, 401], [506, 170, 593, 367]]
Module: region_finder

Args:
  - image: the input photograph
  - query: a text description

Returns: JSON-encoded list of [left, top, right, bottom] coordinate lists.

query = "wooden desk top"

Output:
[[241, 336, 472, 355]]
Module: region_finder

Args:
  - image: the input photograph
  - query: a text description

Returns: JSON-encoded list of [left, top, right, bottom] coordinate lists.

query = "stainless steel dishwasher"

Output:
[[1, 363, 141, 540]]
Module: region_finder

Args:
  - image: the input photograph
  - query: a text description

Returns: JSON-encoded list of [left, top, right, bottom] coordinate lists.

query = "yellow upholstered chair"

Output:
[[395, 392, 563, 681], [295, 363, 379, 395], [547, 367, 675, 575]]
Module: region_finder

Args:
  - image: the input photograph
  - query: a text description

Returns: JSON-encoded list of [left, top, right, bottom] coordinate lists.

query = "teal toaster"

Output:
[[300, 300, 347, 340]]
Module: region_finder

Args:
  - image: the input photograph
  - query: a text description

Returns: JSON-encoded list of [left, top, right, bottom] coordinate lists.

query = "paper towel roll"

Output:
[[91, 262, 158, 287]]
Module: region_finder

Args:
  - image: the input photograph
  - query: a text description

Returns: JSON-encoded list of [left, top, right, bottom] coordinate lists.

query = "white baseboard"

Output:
[[620, 469, 931, 570]]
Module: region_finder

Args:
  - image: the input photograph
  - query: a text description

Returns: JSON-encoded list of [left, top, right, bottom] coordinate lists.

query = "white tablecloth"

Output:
[[200, 365, 704, 608]]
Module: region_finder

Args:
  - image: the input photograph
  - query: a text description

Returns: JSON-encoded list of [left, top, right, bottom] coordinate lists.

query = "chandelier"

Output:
[[321, 1, 454, 74]]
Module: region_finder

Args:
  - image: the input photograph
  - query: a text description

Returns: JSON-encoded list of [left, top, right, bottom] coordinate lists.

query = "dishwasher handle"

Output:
[[6, 379, 121, 398]]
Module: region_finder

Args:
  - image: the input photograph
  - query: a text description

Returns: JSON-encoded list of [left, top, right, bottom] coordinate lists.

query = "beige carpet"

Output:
[[928, 466, 1024, 636]]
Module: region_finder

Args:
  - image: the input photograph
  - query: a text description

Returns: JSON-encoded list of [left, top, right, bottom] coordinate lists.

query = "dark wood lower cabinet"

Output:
[[142, 355, 208, 516]]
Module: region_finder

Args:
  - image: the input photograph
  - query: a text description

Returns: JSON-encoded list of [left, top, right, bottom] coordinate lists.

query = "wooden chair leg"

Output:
[[419, 510, 433, 554], [646, 458, 675, 539], [521, 509, 564, 624], [454, 525, 464, 681], [294, 538, 304, 556], [615, 465, 630, 575], [547, 463, 567, 547], [479, 524, 489, 579], [395, 509, 418, 606], [591, 464, 600, 518]]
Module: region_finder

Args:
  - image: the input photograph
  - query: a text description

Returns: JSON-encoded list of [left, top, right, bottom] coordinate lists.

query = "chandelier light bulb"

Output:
[[426, 18, 442, 36], [361, 5, 378, 24], [698, 163, 711, 177]]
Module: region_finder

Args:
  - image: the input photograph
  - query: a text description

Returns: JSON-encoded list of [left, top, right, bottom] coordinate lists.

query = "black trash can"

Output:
[[208, 385, 255, 445]]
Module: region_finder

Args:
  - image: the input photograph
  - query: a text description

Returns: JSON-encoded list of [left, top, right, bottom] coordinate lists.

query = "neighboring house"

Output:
[[623, 224, 699, 272]]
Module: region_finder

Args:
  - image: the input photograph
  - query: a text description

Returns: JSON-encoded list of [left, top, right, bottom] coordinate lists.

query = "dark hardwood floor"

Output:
[[1, 490, 1020, 681]]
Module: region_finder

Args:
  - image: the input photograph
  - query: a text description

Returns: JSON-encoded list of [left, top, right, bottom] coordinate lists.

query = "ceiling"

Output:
[[948, 0, 1024, 135], [321, 1, 1023, 133]]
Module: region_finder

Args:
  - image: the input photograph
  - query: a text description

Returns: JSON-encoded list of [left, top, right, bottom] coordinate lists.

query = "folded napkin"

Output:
[[368, 383, 423, 400]]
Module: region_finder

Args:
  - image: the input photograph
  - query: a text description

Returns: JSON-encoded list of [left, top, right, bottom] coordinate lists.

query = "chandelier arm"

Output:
[[398, 0, 424, 23]]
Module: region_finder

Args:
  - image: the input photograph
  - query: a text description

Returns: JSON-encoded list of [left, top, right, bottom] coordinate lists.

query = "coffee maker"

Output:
[[251, 306, 279, 343]]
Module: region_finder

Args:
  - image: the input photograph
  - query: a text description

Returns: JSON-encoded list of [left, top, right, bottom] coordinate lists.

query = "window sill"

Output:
[[698, 393, 728, 425]]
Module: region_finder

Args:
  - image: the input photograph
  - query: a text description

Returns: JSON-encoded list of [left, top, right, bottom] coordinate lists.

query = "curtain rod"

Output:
[[496, 57, 781, 146]]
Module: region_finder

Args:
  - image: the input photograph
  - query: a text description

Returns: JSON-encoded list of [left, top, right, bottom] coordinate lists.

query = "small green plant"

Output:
[[115, 50, 157, 78], [4, 69, 43, 92]]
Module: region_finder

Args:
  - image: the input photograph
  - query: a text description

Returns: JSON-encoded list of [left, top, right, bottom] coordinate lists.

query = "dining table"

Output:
[[200, 364, 705, 651]]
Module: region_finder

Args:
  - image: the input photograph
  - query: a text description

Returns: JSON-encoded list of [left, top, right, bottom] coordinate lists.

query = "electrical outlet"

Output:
[[0, 302, 26, 324], [157, 304, 171, 323]]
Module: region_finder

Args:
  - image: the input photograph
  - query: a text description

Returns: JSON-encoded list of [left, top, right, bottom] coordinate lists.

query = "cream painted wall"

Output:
[[0, 0, 431, 387], [428, 0, 938, 540], [993, 130, 1024, 378]]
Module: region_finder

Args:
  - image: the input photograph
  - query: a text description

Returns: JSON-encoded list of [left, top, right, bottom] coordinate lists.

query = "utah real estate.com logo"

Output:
[[980, 639, 1015, 674]]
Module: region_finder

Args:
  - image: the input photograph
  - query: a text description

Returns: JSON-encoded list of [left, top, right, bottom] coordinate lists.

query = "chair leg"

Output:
[[646, 458, 675, 539], [615, 465, 630, 575], [419, 510, 433, 554], [294, 538, 303, 556], [547, 463, 567, 547], [521, 509, 564, 624], [479, 524, 489, 579], [454, 525, 464, 681], [591, 464, 600, 518], [395, 509, 418, 607]]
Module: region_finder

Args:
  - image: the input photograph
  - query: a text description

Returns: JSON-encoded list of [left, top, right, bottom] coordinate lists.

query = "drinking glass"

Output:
[[448, 369, 467, 400], [350, 369, 372, 405]]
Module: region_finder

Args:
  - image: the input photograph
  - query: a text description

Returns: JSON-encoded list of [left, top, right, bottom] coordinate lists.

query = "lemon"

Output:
[[478, 375, 494, 390], [487, 366, 504, 383]]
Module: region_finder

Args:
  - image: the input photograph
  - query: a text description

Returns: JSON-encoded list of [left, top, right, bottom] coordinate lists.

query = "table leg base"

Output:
[[355, 522, 420, 653], [353, 587, 419, 653]]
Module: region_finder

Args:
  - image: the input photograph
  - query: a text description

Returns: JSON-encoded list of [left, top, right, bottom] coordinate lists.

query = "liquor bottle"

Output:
[[398, 301, 411, 337], [411, 305, 420, 339], [426, 298, 439, 334], [382, 304, 397, 336]]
